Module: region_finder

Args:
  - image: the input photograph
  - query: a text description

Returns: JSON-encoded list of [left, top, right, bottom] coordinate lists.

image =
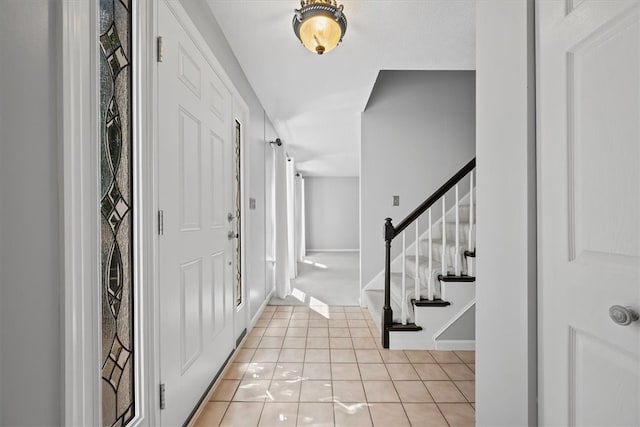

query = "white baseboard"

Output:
[[250, 289, 274, 329], [306, 249, 360, 252], [435, 340, 476, 351]]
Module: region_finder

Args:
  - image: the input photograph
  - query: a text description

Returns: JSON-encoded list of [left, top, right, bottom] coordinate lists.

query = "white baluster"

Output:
[[415, 219, 420, 302], [442, 195, 447, 277], [455, 184, 460, 276], [401, 231, 407, 325], [427, 208, 433, 300], [468, 171, 474, 275]]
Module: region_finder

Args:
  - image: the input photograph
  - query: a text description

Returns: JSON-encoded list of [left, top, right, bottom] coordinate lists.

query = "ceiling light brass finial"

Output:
[[293, 0, 347, 55]]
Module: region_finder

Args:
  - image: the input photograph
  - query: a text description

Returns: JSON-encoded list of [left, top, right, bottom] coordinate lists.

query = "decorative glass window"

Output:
[[99, 0, 135, 425], [235, 120, 243, 307]]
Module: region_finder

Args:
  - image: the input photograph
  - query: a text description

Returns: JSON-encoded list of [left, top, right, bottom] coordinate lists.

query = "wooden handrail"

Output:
[[392, 157, 476, 239]]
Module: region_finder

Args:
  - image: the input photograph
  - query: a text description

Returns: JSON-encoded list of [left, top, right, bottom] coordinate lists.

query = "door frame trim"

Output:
[[60, 0, 159, 424]]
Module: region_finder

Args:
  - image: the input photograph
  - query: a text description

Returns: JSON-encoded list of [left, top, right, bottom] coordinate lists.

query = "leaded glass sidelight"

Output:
[[235, 121, 243, 307], [99, 0, 135, 425]]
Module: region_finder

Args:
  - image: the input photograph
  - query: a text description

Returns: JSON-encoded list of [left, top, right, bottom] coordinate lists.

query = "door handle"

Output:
[[609, 305, 639, 326], [228, 231, 238, 240], [227, 213, 236, 222]]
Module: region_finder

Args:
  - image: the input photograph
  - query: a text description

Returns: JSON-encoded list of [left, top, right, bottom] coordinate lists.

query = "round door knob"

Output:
[[609, 305, 639, 326]]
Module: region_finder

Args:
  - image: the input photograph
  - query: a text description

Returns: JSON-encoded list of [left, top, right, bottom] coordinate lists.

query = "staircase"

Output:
[[363, 158, 476, 350]]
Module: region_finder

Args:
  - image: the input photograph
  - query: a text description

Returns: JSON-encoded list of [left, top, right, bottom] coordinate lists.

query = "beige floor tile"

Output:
[[334, 402, 372, 427], [429, 350, 463, 364], [308, 319, 329, 328], [297, 402, 334, 426], [260, 336, 285, 349], [282, 337, 307, 349], [253, 349, 282, 363], [259, 402, 298, 427], [306, 337, 329, 349], [331, 363, 361, 380], [332, 381, 366, 403], [276, 306, 294, 312], [267, 381, 302, 402], [279, 349, 306, 363], [454, 351, 475, 364], [330, 338, 353, 349], [303, 363, 332, 380], [250, 328, 267, 338], [385, 364, 419, 380], [404, 350, 436, 364], [268, 319, 290, 328], [403, 403, 448, 426], [344, 307, 362, 313], [264, 327, 288, 337], [220, 402, 264, 426], [331, 349, 356, 363], [305, 349, 330, 363], [438, 403, 475, 427], [291, 312, 310, 319], [412, 364, 449, 381], [424, 381, 467, 403], [358, 364, 390, 381], [299, 380, 333, 402], [329, 327, 351, 338], [328, 319, 348, 327], [329, 313, 347, 320], [368, 403, 410, 427], [307, 328, 329, 337], [233, 379, 270, 402], [351, 338, 377, 349], [243, 336, 261, 348], [355, 350, 383, 364], [246, 362, 277, 380], [441, 364, 475, 381], [255, 319, 270, 328], [273, 312, 292, 319], [193, 401, 229, 427], [347, 319, 368, 328], [289, 319, 310, 328], [225, 362, 249, 380], [274, 363, 304, 381], [345, 312, 365, 320], [379, 350, 410, 363], [211, 379, 240, 401], [234, 348, 256, 363], [393, 381, 433, 403], [349, 327, 371, 337], [362, 381, 400, 402], [287, 327, 308, 337], [454, 381, 475, 402]]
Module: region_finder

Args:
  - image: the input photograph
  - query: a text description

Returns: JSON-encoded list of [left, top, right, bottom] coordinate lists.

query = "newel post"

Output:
[[382, 217, 394, 349]]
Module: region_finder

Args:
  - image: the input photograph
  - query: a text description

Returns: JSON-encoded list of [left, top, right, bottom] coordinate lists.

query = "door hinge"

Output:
[[158, 210, 164, 235], [159, 383, 166, 410], [157, 36, 164, 62]]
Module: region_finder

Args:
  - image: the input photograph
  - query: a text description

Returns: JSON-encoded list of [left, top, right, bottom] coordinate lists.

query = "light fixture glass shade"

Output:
[[293, 0, 347, 55], [299, 15, 342, 55]]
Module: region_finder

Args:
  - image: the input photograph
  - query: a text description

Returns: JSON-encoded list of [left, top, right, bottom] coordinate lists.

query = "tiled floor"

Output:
[[193, 305, 475, 427]]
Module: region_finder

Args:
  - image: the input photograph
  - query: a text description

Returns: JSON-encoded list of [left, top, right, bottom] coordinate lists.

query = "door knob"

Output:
[[609, 305, 639, 326], [227, 213, 235, 222]]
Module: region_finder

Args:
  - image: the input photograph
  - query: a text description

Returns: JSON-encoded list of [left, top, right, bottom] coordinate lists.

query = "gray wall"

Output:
[[360, 70, 476, 287], [180, 0, 277, 320], [476, 1, 537, 425], [0, 1, 62, 425], [305, 177, 359, 251]]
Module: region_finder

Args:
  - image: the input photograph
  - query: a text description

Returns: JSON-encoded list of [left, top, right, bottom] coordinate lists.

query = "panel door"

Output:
[[537, 1, 640, 425], [158, 2, 235, 425]]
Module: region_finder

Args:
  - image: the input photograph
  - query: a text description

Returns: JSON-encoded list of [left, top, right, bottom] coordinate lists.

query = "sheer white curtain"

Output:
[[274, 147, 291, 298], [286, 158, 298, 278], [296, 175, 306, 262]]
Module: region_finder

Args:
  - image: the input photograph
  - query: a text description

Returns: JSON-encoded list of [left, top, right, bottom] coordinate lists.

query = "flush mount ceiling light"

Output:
[[293, 0, 347, 55]]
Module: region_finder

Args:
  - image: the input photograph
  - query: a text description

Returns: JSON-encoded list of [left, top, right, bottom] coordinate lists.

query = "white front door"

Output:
[[538, 1, 640, 425], [158, 2, 235, 425]]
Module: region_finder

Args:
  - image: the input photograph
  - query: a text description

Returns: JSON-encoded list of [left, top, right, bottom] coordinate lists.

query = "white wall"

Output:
[[475, 1, 537, 425], [0, 1, 62, 425], [360, 70, 476, 287], [305, 177, 359, 251], [180, 0, 277, 320]]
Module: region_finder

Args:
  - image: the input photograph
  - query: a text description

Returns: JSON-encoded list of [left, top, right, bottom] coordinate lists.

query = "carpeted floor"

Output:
[[269, 251, 360, 307]]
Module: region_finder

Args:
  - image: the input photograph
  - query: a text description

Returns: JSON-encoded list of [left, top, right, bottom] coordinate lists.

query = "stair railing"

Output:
[[382, 157, 476, 348]]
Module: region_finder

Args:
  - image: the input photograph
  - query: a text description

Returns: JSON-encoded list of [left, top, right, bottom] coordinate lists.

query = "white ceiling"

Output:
[[207, 0, 476, 177]]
